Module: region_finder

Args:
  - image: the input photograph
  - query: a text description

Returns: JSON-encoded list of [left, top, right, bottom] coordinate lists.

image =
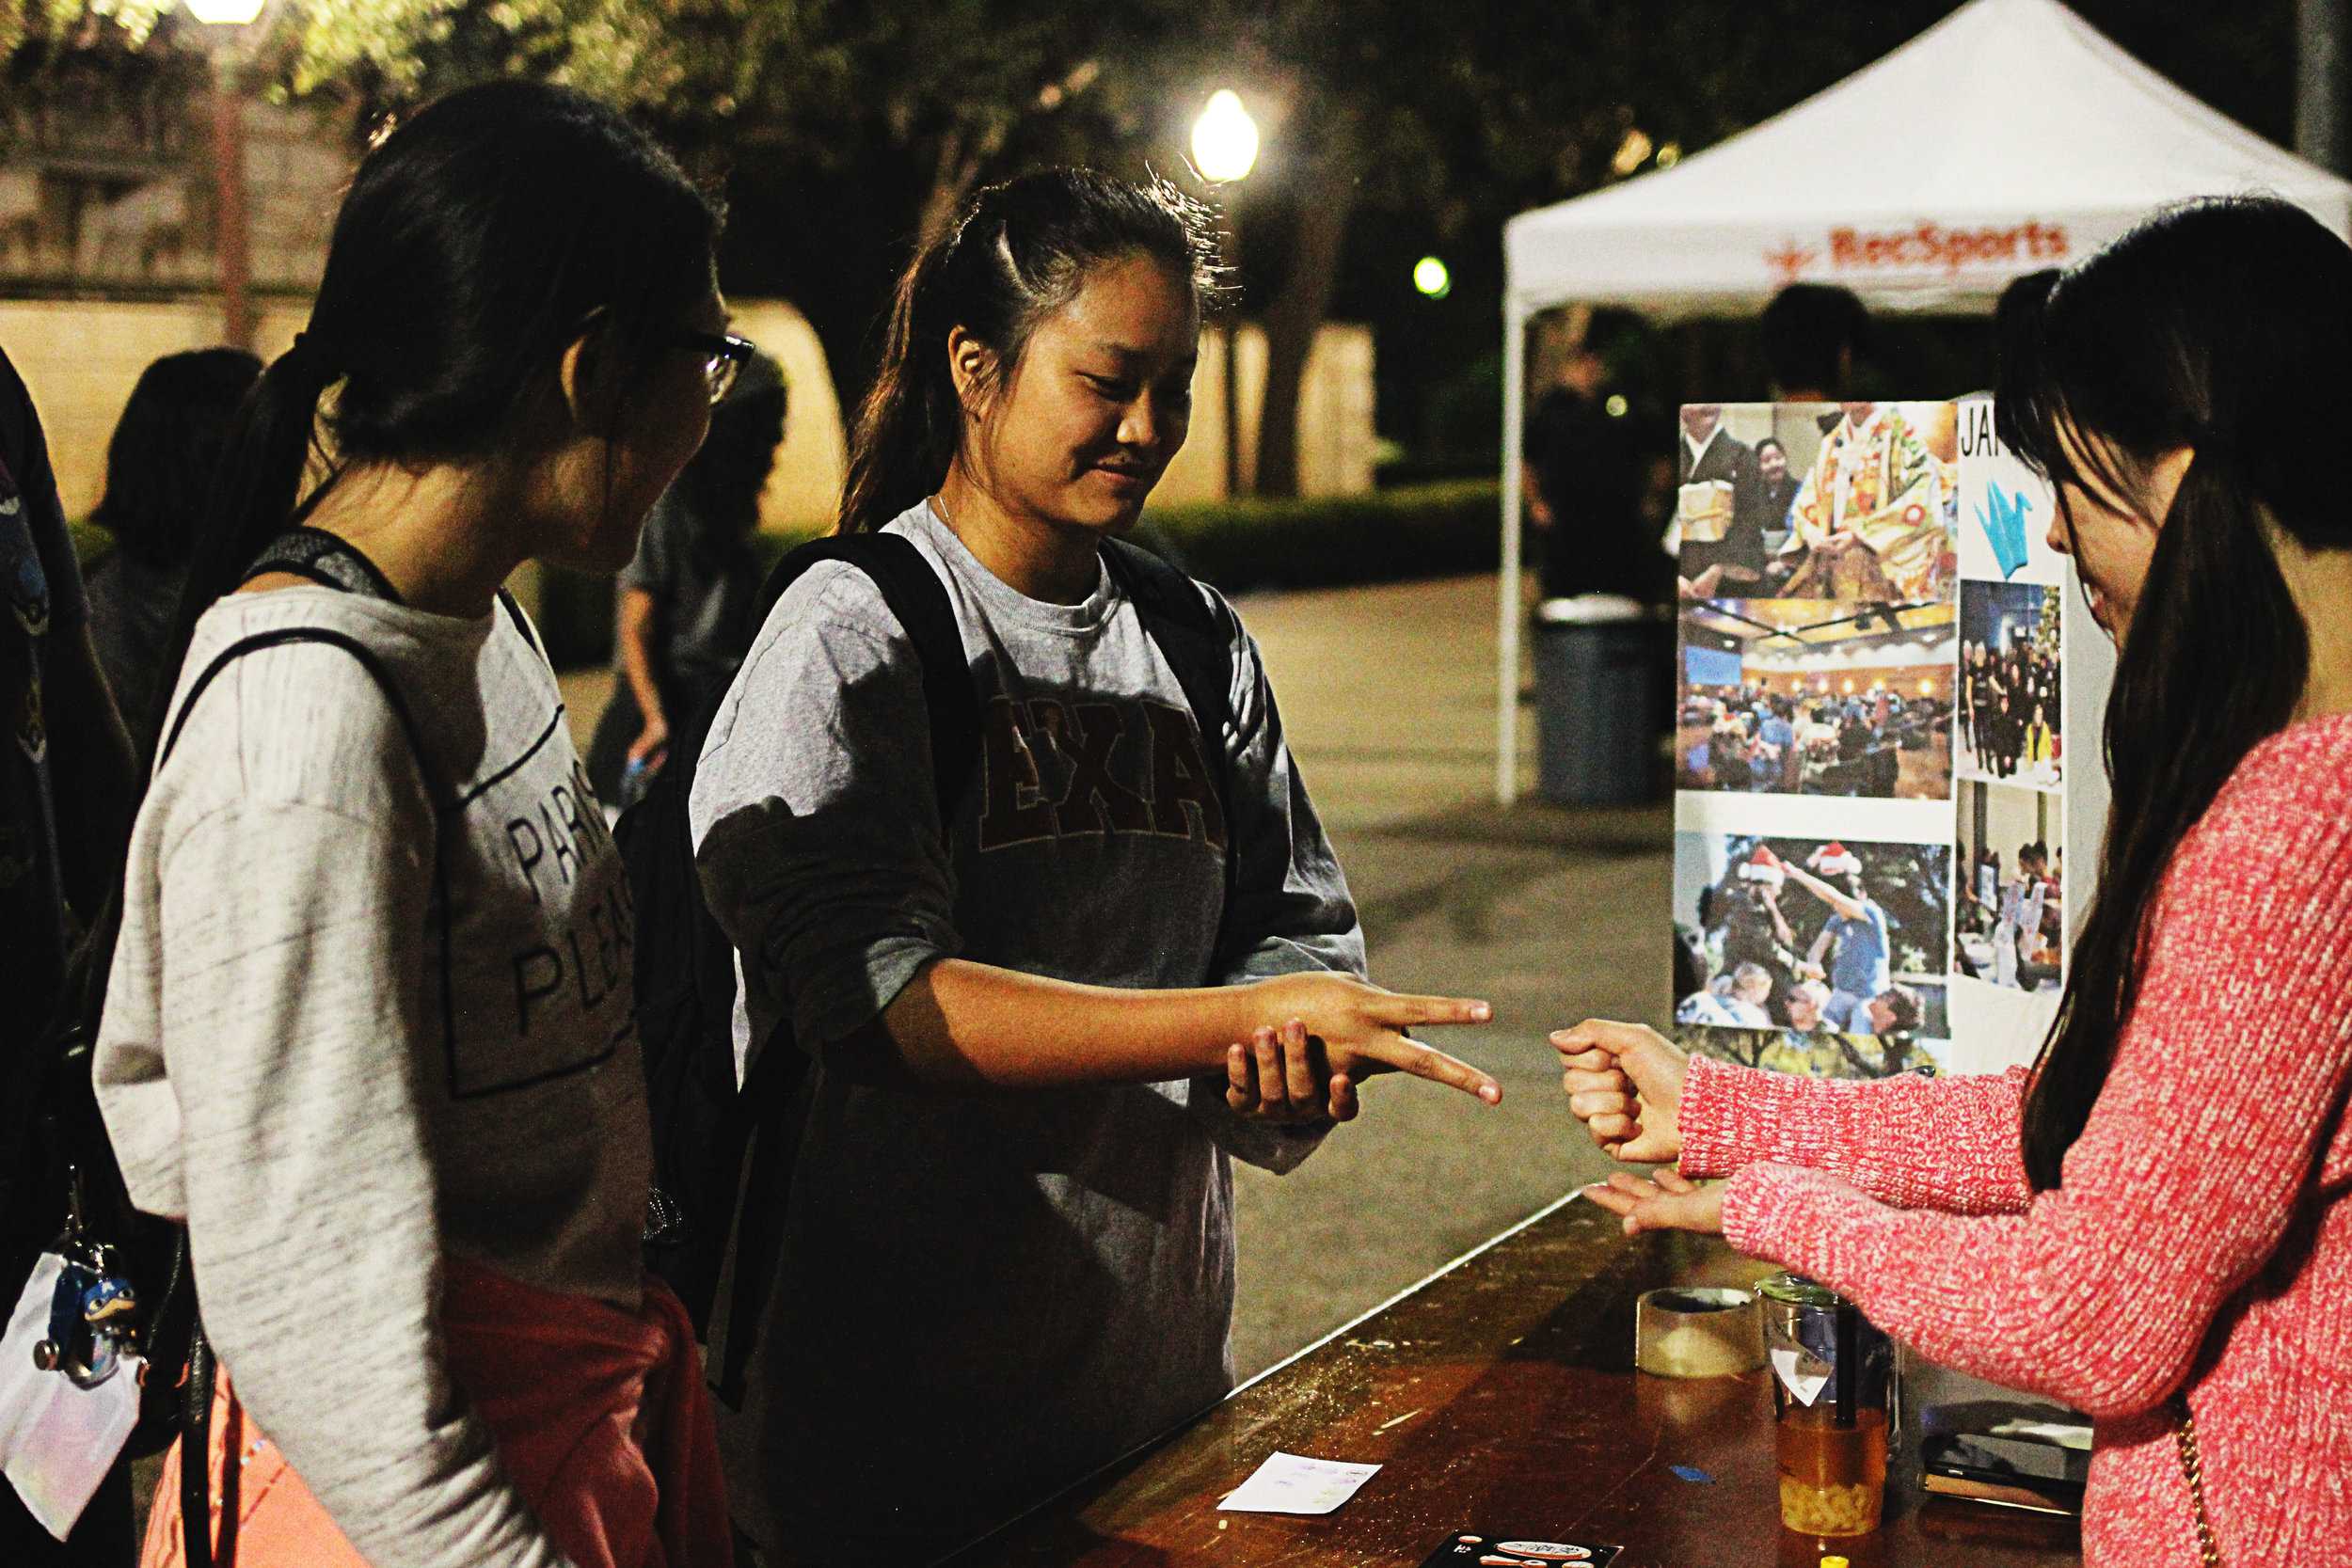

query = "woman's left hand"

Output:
[[1224, 1020, 1356, 1124], [1583, 1167, 1724, 1237]]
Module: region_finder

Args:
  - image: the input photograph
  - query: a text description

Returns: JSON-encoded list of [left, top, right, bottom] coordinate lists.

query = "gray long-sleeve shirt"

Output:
[[94, 587, 647, 1568], [689, 502, 1362, 1551]]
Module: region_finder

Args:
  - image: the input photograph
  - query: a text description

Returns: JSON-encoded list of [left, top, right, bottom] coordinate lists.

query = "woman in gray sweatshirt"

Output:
[[690, 167, 1501, 1561]]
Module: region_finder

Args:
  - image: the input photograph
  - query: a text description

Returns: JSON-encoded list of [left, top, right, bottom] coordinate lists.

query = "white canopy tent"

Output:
[[1495, 0, 2352, 801]]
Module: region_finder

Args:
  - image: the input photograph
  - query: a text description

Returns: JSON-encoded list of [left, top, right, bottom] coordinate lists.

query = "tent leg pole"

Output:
[[1499, 302, 1527, 807]]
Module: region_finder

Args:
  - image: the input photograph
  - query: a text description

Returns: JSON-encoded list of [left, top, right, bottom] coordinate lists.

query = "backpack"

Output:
[[619, 530, 1238, 1402], [16, 530, 532, 1568]]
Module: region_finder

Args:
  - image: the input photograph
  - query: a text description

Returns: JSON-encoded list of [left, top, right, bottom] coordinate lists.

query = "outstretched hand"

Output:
[[1247, 973, 1501, 1106], [1583, 1167, 1724, 1237], [1552, 1018, 1688, 1164]]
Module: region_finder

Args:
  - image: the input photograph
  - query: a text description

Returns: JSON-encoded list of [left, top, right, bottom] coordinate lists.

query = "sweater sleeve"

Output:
[[1192, 597, 1364, 1174], [161, 798, 573, 1568], [1719, 770, 2352, 1418], [1680, 1054, 2032, 1214], [691, 566, 958, 1053]]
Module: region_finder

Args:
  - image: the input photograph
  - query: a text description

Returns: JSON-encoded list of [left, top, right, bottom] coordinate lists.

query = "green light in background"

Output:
[[1412, 255, 1452, 299], [1605, 394, 1629, 418]]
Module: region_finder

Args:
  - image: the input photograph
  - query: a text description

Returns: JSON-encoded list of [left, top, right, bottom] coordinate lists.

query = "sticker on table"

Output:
[[1217, 1451, 1382, 1515], [1419, 1532, 1623, 1567]]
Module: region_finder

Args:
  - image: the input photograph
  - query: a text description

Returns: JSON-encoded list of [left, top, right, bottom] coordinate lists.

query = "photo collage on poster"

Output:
[[1947, 395, 2106, 1069], [1671, 401, 1962, 1080]]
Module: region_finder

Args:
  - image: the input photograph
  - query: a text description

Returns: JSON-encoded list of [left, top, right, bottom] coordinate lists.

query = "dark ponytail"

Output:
[[837, 167, 1225, 534], [154, 79, 718, 760], [1997, 198, 2352, 1189]]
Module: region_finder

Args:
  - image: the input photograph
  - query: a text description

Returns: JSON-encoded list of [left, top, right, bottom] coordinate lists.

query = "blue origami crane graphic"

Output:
[[1975, 481, 2034, 578]]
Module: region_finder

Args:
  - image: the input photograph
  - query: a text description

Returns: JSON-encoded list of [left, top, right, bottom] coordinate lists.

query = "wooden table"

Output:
[[951, 1194, 2080, 1567]]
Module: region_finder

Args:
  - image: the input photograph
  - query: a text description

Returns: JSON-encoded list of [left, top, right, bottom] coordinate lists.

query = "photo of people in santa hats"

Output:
[[1673, 831, 1950, 1079]]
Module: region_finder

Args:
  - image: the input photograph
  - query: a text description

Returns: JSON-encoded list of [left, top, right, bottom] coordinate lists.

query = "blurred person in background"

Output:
[[1522, 309, 1664, 604], [1761, 282, 1871, 404], [0, 344, 139, 1564], [84, 348, 262, 739], [588, 349, 787, 805]]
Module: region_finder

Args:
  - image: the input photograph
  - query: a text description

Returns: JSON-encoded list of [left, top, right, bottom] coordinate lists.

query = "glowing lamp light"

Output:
[[1191, 90, 1260, 184], [1412, 255, 1452, 299], [186, 0, 267, 22], [1918, 679, 1935, 695], [1842, 679, 1857, 695], [1604, 393, 1629, 418], [1612, 128, 1654, 177]]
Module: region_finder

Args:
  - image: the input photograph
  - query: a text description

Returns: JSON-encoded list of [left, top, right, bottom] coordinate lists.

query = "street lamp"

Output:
[[1190, 89, 1259, 183], [1192, 89, 1258, 498], [187, 0, 268, 350]]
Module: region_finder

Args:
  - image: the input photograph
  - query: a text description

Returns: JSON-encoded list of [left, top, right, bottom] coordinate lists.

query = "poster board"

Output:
[[1667, 398, 2110, 1080]]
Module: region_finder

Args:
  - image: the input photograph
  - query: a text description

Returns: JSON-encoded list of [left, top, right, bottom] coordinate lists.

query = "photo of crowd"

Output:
[[1953, 779, 2065, 991], [1957, 580, 2062, 785], [1677, 599, 1954, 799], [1673, 831, 1951, 1078], [1675, 400, 1960, 604]]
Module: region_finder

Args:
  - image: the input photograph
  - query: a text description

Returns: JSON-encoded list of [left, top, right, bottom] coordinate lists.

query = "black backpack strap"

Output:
[[243, 526, 405, 604], [704, 531, 980, 1403], [1100, 537, 1239, 907], [160, 629, 434, 784], [496, 589, 546, 665], [751, 531, 981, 819], [242, 526, 548, 667]]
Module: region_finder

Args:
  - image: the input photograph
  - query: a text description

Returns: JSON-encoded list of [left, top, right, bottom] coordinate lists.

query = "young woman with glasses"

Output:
[[94, 80, 735, 1568]]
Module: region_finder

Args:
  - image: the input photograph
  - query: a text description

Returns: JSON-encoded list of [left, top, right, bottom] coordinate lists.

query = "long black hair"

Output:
[[161, 78, 718, 752], [1996, 197, 2352, 1189], [836, 167, 1224, 534], [90, 348, 262, 570]]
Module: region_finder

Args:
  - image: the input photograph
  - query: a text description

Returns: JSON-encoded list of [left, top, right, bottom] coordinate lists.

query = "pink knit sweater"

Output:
[[1682, 715, 2352, 1563]]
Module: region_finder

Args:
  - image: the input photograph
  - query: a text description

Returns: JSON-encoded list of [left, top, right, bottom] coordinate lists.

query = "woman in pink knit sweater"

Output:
[[1564, 197, 2352, 1564]]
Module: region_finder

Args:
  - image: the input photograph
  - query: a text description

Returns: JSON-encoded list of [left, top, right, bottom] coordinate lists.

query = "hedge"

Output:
[[1135, 479, 1502, 595], [71, 479, 1506, 670]]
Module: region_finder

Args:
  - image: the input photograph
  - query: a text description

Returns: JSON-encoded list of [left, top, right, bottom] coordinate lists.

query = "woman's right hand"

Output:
[[1552, 1019, 1687, 1164], [1245, 972, 1500, 1105]]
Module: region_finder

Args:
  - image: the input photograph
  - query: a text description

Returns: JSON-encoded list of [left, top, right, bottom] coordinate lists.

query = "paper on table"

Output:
[[1218, 1451, 1383, 1515]]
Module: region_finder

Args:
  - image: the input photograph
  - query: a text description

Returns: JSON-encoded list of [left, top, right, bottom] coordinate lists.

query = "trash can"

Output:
[[1534, 594, 1667, 805]]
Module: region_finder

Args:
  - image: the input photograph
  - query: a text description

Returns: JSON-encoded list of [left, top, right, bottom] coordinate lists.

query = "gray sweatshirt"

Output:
[[94, 586, 646, 1568], [689, 503, 1363, 1552]]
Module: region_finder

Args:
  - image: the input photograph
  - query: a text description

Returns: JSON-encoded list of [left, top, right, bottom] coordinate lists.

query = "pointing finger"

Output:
[[1371, 1036, 1502, 1104], [1379, 993, 1495, 1029]]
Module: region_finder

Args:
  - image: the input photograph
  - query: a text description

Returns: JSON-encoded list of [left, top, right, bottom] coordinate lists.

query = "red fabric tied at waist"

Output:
[[142, 1259, 730, 1568], [440, 1258, 730, 1568]]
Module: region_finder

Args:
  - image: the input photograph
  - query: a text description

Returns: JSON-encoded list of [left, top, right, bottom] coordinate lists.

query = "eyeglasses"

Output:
[[684, 331, 757, 405]]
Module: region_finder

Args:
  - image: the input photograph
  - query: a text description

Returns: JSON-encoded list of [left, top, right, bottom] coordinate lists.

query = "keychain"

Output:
[[29, 1172, 139, 1389]]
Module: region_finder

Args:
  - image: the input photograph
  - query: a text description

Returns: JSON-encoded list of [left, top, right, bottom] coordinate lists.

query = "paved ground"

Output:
[[564, 571, 1673, 1378], [1204, 575, 1670, 1374]]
